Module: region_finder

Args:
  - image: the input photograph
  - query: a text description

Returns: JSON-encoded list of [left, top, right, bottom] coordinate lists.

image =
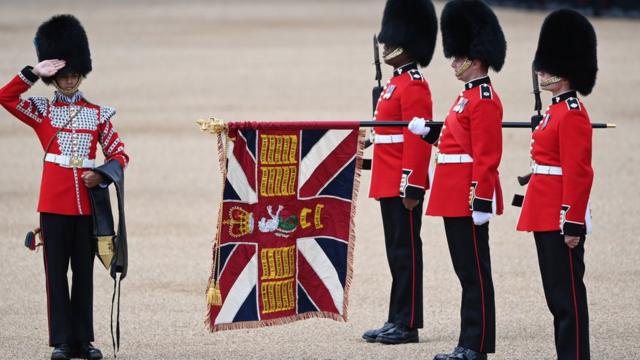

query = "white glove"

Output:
[[472, 211, 492, 225], [408, 117, 431, 136]]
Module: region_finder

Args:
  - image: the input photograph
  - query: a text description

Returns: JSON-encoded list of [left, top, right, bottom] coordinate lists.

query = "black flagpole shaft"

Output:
[[358, 121, 613, 129]]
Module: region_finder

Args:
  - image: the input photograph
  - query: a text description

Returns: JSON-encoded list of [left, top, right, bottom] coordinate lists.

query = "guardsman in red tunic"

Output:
[[408, 1, 505, 358], [0, 15, 128, 360], [516, 10, 596, 360], [362, 0, 436, 345]]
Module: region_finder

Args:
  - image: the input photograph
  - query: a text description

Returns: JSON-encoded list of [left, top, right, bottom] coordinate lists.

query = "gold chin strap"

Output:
[[455, 58, 473, 77], [383, 47, 404, 61], [540, 76, 562, 87], [53, 77, 83, 96]]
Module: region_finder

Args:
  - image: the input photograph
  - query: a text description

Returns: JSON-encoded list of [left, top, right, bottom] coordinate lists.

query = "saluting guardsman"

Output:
[[363, 0, 437, 345], [516, 9, 597, 360], [408, 1, 506, 358], [0, 15, 129, 360]]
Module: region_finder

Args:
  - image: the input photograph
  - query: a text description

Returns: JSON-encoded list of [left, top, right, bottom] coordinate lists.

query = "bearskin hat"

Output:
[[34, 14, 92, 84], [441, 0, 506, 72], [533, 9, 598, 95], [378, 0, 438, 67]]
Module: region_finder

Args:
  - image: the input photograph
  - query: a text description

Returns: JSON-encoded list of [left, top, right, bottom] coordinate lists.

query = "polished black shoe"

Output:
[[376, 324, 419, 344], [433, 346, 465, 360], [433, 346, 487, 360], [51, 344, 73, 360], [75, 342, 103, 360], [362, 322, 395, 342]]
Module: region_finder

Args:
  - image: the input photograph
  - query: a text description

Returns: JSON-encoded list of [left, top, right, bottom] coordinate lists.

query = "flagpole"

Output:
[[196, 118, 615, 134], [357, 121, 615, 129]]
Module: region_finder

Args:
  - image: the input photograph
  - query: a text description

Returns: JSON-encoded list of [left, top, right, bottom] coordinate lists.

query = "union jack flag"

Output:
[[206, 124, 364, 331]]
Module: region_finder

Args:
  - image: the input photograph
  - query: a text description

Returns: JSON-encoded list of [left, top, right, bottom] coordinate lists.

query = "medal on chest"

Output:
[[540, 113, 551, 130], [453, 97, 469, 113], [383, 84, 396, 100]]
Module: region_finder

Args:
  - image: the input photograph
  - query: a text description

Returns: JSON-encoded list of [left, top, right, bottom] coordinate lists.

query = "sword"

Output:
[[363, 35, 384, 153], [372, 34, 383, 118], [531, 62, 544, 132]]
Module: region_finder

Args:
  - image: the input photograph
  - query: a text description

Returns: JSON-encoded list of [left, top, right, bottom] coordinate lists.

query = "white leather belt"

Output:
[[437, 153, 473, 164], [45, 153, 95, 168], [373, 134, 404, 144], [531, 163, 562, 175]]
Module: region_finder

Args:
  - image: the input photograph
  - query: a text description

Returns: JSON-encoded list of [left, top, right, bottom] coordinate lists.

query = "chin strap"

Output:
[[53, 77, 83, 96], [383, 47, 404, 62], [539, 76, 563, 87], [455, 58, 473, 77]]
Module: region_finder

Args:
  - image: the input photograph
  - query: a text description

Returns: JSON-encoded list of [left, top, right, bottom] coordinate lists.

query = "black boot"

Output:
[[434, 346, 487, 360], [362, 322, 394, 342], [51, 344, 73, 360], [75, 343, 103, 360], [376, 324, 419, 344]]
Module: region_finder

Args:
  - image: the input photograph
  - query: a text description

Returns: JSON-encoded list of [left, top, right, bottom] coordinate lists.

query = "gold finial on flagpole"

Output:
[[196, 117, 227, 134]]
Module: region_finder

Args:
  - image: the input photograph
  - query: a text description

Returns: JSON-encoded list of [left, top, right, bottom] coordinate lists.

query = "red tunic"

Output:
[[426, 77, 504, 217], [369, 63, 433, 199], [517, 91, 593, 236], [0, 66, 129, 215]]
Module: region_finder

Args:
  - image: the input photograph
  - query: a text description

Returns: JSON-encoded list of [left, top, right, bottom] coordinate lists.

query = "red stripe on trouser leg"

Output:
[[568, 248, 580, 360], [408, 210, 416, 329], [40, 215, 53, 346], [471, 223, 486, 353]]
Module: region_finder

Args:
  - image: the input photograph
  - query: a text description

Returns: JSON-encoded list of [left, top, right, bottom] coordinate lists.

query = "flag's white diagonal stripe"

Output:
[[226, 140, 258, 204], [297, 238, 344, 314], [215, 253, 258, 324], [298, 130, 352, 190]]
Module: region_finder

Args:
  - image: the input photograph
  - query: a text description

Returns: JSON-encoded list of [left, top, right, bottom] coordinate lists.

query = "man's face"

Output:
[[54, 72, 81, 92]]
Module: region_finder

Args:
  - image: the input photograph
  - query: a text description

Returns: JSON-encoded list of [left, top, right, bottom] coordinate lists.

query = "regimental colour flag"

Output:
[[206, 122, 364, 331]]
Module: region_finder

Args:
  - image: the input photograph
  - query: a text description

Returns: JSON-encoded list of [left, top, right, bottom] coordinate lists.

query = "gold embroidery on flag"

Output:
[[289, 135, 298, 163], [261, 246, 295, 280], [260, 135, 298, 165], [258, 135, 299, 197], [260, 135, 269, 164], [261, 279, 295, 314], [259, 166, 297, 197], [274, 136, 283, 164]]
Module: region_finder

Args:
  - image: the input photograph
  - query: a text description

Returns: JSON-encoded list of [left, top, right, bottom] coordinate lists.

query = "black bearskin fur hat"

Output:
[[533, 9, 598, 96], [34, 14, 92, 84], [378, 0, 438, 67], [441, 0, 506, 72]]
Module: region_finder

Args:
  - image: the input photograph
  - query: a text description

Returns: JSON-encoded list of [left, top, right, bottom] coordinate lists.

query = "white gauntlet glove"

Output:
[[408, 117, 431, 136], [472, 211, 492, 225]]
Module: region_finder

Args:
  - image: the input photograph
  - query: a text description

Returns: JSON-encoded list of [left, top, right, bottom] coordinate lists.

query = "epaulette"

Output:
[[99, 106, 117, 123], [30, 96, 49, 115], [408, 69, 424, 81], [479, 84, 493, 100], [566, 98, 581, 111]]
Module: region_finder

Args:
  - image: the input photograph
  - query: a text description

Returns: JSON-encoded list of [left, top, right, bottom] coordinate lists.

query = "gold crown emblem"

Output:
[[223, 206, 254, 238]]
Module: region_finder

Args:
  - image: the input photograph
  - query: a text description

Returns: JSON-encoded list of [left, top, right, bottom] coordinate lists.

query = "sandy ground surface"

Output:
[[1, 0, 639, 359]]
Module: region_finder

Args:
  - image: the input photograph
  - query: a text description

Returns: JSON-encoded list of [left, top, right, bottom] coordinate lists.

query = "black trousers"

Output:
[[534, 231, 590, 360], [443, 217, 495, 353], [40, 213, 95, 346], [379, 197, 423, 329]]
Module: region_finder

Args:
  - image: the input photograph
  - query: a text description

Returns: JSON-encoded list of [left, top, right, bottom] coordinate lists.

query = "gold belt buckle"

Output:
[[69, 156, 83, 168]]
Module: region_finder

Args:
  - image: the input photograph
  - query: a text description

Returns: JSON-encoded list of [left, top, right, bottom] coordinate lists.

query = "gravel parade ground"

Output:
[[1, 1, 639, 358]]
